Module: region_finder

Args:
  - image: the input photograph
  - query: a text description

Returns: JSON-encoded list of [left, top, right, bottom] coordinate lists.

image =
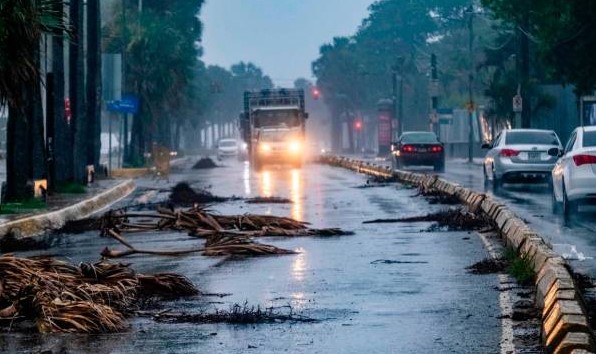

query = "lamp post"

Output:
[[467, 5, 475, 163]]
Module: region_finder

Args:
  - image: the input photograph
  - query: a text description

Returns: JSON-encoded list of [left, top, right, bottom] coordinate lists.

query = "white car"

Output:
[[551, 126, 596, 215], [217, 138, 239, 159], [482, 129, 562, 188]]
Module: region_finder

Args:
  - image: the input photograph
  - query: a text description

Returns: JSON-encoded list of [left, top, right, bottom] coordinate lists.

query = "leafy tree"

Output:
[[0, 0, 68, 201], [312, 0, 470, 151], [104, 0, 204, 165], [483, 0, 596, 104]]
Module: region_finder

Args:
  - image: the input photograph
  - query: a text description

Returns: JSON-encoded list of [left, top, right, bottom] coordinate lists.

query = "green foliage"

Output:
[[503, 247, 535, 286], [104, 0, 205, 151], [312, 0, 471, 123], [0, 198, 46, 215], [55, 182, 86, 194], [483, 0, 596, 95], [0, 0, 68, 108]]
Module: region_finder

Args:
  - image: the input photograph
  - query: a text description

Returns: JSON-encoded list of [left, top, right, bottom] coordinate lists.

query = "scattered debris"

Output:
[[169, 182, 228, 206], [370, 259, 428, 265], [192, 157, 218, 169], [466, 258, 507, 274], [147, 302, 317, 324], [363, 207, 490, 232], [97, 206, 351, 258], [245, 196, 292, 204], [0, 255, 198, 333]]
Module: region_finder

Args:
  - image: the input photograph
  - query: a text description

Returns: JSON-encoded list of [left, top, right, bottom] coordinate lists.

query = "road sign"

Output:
[[513, 94, 523, 113], [107, 95, 139, 114]]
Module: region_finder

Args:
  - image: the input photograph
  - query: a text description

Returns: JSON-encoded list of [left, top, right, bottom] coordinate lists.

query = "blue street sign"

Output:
[[107, 95, 139, 114]]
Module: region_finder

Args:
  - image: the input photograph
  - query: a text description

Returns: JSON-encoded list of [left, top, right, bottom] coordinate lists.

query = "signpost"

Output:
[[513, 88, 523, 128], [107, 95, 139, 173]]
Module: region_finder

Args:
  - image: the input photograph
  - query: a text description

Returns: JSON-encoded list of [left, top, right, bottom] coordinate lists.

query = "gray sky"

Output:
[[201, 0, 374, 87]]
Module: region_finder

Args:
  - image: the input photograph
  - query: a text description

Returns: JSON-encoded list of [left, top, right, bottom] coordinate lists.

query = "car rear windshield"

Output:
[[505, 131, 559, 145], [401, 133, 438, 143], [219, 140, 237, 147], [584, 131, 596, 147]]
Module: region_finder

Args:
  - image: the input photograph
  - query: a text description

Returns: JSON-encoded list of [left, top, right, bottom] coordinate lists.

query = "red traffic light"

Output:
[[312, 87, 321, 100], [354, 120, 362, 130]]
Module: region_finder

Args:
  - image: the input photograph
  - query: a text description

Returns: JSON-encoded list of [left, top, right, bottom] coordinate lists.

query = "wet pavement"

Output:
[[2, 160, 504, 353], [366, 156, 596, 277]]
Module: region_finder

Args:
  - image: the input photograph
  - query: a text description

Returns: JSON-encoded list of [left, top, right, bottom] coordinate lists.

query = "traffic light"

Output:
[[312, 87, 321, 100], [354, 119, 362, 130]]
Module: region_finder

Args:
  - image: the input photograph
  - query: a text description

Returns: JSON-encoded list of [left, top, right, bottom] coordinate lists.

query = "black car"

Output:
[[391, 131, 445, 172]]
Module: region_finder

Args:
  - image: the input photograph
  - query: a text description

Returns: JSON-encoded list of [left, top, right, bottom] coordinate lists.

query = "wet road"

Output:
[[371, 156, 596, 276], [2, 160, 503, 354]]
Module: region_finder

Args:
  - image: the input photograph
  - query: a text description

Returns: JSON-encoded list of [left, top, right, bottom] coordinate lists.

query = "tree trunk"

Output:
[[52, 18, 74, 186], [31, 63, 46, 180], [70, 0, 87, 183], [86, 0, 102, 168], [346, 115, 355, 154], [6, 88, 33, 201]]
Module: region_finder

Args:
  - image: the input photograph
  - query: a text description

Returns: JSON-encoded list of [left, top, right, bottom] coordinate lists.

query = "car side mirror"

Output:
[[481, 143, 491, 149], [547, 147, 563, 157]]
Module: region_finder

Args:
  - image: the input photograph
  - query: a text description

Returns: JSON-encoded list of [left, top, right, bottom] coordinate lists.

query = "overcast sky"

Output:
[[201, 0, 374, 87]]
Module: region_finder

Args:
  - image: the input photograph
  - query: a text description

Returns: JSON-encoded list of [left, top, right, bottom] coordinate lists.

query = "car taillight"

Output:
[[402, 145, 415, 152], [573, 154, 596, 166], [431, 146, 443, 153], [500, 149, 519, 157]]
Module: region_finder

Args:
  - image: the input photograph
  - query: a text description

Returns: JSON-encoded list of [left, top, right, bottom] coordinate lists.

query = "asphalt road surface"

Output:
[[365, 155, 596, 276], [3, 159, 506, 354]]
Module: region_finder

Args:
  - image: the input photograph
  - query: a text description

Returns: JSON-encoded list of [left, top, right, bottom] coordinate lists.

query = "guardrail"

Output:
[[320, 155, 595, 354]]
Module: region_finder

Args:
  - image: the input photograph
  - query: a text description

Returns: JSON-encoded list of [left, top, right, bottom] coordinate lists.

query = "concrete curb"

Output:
[[0, 179, 136, 240], [320, 155, 595, 354]]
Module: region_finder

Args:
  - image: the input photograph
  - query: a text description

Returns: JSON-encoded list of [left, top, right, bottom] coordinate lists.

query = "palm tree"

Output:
[[0, 0, 68, 201]]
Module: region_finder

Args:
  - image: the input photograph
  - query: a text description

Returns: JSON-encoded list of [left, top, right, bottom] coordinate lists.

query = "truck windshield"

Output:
[[254, 110, 300, 128], [260, 130, 296, 142]]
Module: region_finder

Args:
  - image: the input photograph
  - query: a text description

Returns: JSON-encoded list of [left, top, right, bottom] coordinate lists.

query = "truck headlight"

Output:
[[288, 141, 301, 153], [259, 143, 271, 153]]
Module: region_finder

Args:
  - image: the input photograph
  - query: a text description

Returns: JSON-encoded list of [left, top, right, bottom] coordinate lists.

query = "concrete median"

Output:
[[320, 155, 595, 353], [0, 179, 135, 241]]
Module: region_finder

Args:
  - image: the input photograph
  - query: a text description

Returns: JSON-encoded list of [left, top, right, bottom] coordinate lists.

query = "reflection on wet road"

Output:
[[377, 158, 596, 275], [1, 160, 502, 354]]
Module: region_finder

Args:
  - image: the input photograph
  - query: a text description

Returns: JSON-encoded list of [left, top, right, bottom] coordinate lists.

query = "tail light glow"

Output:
[[573, 154, 596, 166], [402, 145, 415, 152], [431, 146, 443, 153], [500, 149, 519, 157]]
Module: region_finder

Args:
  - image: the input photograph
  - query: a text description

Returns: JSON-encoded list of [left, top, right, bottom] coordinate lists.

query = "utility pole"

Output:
[[392, 57, 405, 141], [430, 53, 439, 138], [467, 5, 475, 163], [392, 69, 398, 141]]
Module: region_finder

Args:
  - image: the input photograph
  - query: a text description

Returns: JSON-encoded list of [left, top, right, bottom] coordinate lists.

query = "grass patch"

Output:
[[0, 198, 47, 214], [56, 182, 87, 194], [503, 247, 535, 286]]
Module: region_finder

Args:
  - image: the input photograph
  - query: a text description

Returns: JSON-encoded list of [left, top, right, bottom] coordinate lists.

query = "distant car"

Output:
[[482, 129, 562, 188], [391, 131, 445, 172], [551, 126, 596, 215], [217, 138, 239, 159]]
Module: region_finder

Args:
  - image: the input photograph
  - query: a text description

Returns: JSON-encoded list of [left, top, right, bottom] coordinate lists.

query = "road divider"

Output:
[[320, 155, 595, 354], [0, 179, 136, 241]]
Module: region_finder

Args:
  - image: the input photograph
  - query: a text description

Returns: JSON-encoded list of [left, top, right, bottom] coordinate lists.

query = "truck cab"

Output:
[[240, 89, 308, 170], [254, 126, 303, 169]]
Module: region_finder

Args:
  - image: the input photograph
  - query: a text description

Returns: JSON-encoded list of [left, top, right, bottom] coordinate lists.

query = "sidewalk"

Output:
[[0, 177, 135, 239], [0, 179, 120, 223]]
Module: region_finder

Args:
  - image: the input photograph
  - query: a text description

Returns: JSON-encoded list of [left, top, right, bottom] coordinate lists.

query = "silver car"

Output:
[[482, 129, 562, 188]]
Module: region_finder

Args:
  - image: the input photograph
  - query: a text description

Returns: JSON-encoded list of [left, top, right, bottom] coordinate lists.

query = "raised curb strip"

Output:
[[321, 155, 595, 354], [0, 179, 136, 240]]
